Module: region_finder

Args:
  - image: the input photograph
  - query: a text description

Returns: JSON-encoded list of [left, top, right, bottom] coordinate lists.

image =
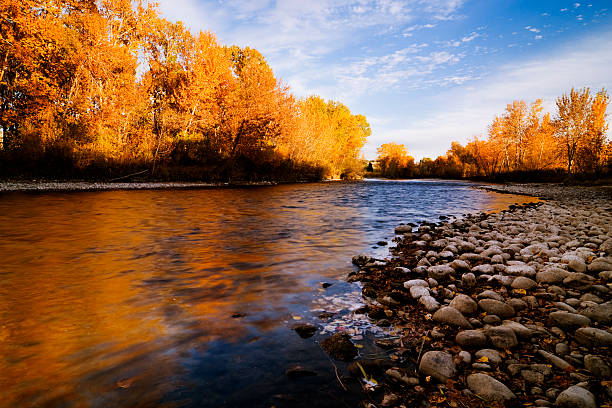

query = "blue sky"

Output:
[[156, 0, 612, 159]]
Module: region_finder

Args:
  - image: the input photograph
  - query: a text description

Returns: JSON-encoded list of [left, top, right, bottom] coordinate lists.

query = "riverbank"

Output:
[[345, 184, 611, 407], [0, 180, 288, 192]]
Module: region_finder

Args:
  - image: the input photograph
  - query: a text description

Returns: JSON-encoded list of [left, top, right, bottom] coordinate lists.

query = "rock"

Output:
[[501, 320, 533, 339], [457, 350, 472, 365], [419, 351, 456, 382], [472, 362, 491, 370], [562, 254, 587, 272], [556, 342, 569, 356], [286, 365, 317, 378], [563, 272, 595, 287], [581, 293, 602, 303], [580, 301, 612, 324], [475, 349, 502, 365], [511, 276, 538, 290], [477, 290, 505, 302], [506, 264, 536, 277], [449, 294, 478, 314], [472, 264, 495, 275], [378, 295, 399, 307], [462, 272, 476, 287], [521, 243, 549, 257], [549, 311, 591, 329], [584, 354, 611, 377], [394, 225, 413, 234], [456, 330, 487, 348], [386, 368, 420, 386], [433, 306, 472, 329], [521, 369, 545, 385], [537, 350, 572, 370], [507, 298, 528, 311], [467, 373, 516, 401], [381, 393, 399, 407], [417, 257, 431, 267], [478, 299, 515, 318], [403, 279, 429, 289], [428, 264, 454, 280], [549, 286, 567, 297], [574, 327, 612, 347], [553, 302, 577, 313], [492, 274, 514, 286], [418, 295, 440, 312], [486, 326, 518, 348], [410, 285, 430, 299], [451, 259, 470, 271], [555, 385, 597, 408], [588, 257, 612, 272], [352, 253, 370, 266], [483, 315, 501, 325], [321, 333, 358, 361], [293, 324, 317, 338], [536, 268, 571, 284]]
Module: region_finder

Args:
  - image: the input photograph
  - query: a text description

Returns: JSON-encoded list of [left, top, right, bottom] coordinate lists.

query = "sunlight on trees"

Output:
[[0, 0, 369, 180], [374, 87, 609, 180]]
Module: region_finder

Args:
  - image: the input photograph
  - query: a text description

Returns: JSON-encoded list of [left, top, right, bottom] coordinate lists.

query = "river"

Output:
[[0, 179, 537, 407]]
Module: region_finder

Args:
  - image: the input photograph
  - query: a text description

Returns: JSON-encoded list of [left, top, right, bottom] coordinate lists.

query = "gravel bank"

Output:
[[0, 180, 282, 192], [342, 184, 611, 407]]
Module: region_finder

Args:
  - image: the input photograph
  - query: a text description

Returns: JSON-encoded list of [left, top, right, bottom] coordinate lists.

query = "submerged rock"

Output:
[[293, 324, 317, 338], [321, 333, 358, 361]]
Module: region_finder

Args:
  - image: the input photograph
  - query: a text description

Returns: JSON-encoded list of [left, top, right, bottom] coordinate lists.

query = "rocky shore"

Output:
[[342, 184, 611, 407]]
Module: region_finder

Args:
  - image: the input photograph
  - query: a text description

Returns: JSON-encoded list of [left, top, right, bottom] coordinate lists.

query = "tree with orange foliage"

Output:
[[554, 87, 594, 175], [575, 89, 609, 175], [376, 142, 415, 178]]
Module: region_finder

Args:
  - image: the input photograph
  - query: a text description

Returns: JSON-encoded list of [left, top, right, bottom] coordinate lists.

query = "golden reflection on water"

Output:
[[0, 182, 537, 407]]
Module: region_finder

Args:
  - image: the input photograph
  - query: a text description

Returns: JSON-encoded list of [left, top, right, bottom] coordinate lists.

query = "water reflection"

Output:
[[0, 180, 537, 407]]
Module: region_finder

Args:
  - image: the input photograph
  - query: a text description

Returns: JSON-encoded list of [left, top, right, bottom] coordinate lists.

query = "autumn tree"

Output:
[[554, 87, 595, 175], [575, 89, 610, 175], [376, 142, 415, 178]]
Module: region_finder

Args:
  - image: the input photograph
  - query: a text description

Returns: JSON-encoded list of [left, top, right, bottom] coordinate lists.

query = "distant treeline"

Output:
[[373, 87, 610, 181], [0, 0, 370, 181]]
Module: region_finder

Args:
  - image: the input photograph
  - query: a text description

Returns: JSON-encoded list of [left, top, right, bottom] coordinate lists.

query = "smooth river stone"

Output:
[[478, 299, 515, 318], [419, 351, 456, 382], [433, 306, 472, 329]]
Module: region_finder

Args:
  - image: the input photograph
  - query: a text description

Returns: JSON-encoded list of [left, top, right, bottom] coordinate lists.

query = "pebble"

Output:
[[478, 299, 515, 318], [419, 351, 456, 382], [467, 373, 515, 401], [456, 330, 487, 348], [486, 325, 518, 348], [449, 294, 477, 314], [432, 306, 473, 329], [555, 385, 597, 408], [537, 350, 572, 370], [418, 295, 440, 312]]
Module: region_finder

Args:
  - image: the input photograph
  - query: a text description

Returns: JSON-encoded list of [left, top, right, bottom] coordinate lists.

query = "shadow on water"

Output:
[[0, 180, 537, 407]]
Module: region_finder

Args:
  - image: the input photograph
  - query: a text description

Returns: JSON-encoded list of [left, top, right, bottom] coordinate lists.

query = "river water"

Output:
[[0, 179, 536, 408]]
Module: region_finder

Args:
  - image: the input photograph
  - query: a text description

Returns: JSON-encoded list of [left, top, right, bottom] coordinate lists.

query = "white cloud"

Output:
[[461, 32, 479, 42], [525, 26, 541, 33], [535, 35, 543, 40], [574, 3, 581, 8]]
